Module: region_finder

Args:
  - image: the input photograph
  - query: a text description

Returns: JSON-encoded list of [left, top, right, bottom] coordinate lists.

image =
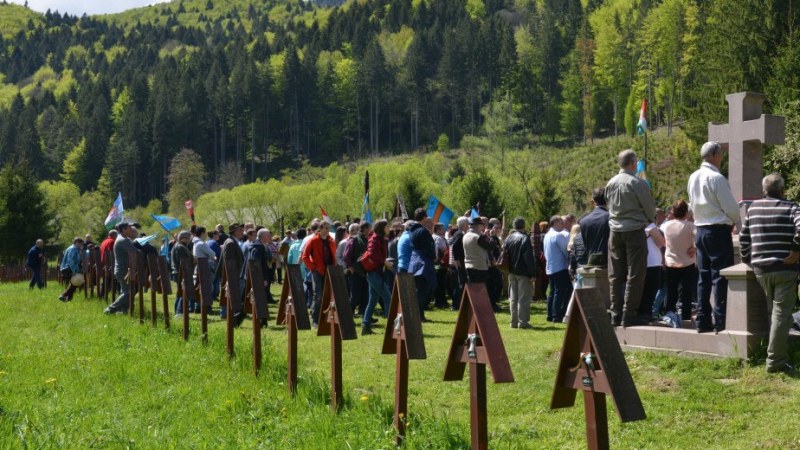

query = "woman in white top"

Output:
[[639, 219, 666, 319], [662, 199, 697, 321]]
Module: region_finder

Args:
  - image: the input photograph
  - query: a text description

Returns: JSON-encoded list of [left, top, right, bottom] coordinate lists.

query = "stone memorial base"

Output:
[[578, 263, 798, 359]]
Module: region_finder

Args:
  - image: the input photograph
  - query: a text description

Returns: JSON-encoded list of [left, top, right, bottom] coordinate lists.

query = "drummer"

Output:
[[58, 237, 84, 302]]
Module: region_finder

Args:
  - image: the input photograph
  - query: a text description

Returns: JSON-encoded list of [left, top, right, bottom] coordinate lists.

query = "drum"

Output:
[[70, 273, 85, 287]]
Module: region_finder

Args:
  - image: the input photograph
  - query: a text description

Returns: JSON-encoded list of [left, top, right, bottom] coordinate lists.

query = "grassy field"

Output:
[[1, 282, 799, 449]]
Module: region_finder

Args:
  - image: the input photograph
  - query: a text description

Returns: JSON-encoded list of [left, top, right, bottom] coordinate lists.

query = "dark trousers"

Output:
[[695, 225, 733, 329], [29, 267, 43, 289], [276, 267, 283, 283], [639, 266, 662, 318], [608, 229, 647, 320], [546, 269, 572, 321], [452, 265, 467, 310], [434, 265, 449, 307], [349, 273, 368, 314], [487, 266, 503, 309], [414, 275, 431, 320], [665, 264, 696, 320]]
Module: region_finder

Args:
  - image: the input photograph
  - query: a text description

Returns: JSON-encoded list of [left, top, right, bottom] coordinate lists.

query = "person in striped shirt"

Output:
[[740, 173, 800, 375]]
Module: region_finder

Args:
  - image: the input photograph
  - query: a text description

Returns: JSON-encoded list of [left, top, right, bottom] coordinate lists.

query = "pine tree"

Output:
[[0, 163, 50, 262]]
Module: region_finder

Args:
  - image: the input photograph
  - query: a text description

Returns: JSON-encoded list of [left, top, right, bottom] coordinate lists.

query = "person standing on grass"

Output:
[[504, 217, 537, 329], [241, 229, 273, 328], [361, 220, 392, 335], [104, 223, 137, 314], [687, 141, 740, 333], [543, 216, 571, 322], [605, 149, 656, 328], [302, 222, 337, 327], [169, 231, 195, 316], [58, 237, 84, 302], [222, 223, 247, 327], [448, 216, 470, 310], [740, 173, 800, 375], [408, 208, 436, 323], [27, 239, 45, 290]]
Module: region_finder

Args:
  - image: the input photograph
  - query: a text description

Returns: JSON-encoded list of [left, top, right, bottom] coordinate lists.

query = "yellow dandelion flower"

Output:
[[359, 395, 369, 402], [45, 378, 57, 384]]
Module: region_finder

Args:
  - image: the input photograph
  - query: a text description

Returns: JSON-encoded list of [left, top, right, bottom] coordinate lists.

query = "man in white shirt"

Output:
[[687, 141, 740, 333]]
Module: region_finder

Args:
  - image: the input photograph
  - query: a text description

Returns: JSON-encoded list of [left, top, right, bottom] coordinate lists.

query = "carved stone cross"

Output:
[[708, 92, 785, 202]]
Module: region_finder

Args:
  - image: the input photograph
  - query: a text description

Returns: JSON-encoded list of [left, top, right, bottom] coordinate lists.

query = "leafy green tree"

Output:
[[456, 168, 503, 219], [166, 149, 207, 217], [436, 133, 450, 152], [0, 164, 50, 262], [530, 168, 562, 224]]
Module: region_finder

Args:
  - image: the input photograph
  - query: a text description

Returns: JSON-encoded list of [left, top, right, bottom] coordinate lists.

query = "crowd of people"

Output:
[[28, 140, 800, 373]]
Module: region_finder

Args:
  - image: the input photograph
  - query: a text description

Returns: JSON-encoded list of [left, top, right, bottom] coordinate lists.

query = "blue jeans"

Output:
[[364, 270, 391, 326], [695, 225, 733, 329], [546, 269, 572, 321], [311, 271, 325, 326]]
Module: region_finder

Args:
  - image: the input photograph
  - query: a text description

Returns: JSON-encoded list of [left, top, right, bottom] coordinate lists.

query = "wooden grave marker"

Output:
[[277, 264, 311, 394], [550, 288, 646, 450], [444, 282, 514, 450], [247, 263, 270, 376], [157, 255, 172, 329], [177, 259, 194, 340], [81, 251, 90, 299], [222, 256, 242, 358], [196, 257, 214, 344], [381, 272, 426, 445], [146, 253, 160, 327], [136, 249, 147, 323], [316, 265, 357, 412]]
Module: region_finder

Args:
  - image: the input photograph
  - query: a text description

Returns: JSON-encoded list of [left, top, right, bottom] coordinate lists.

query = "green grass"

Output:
[[1, 282, 799, 449]]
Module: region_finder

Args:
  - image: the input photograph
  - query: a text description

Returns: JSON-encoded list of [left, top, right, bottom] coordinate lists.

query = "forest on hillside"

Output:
[[0, 0, 799, 259]]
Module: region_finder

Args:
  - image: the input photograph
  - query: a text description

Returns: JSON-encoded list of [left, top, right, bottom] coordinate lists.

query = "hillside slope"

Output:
[[0, 3, 42, 38]]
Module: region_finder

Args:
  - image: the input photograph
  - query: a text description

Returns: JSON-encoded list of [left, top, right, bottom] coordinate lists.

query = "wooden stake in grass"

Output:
[[247, 263, 269, 376], [550, 288, 646, 450], [381, 272, 426, 446], [276, 264, 311, 394], [157, 255, 172, 330], [316, 265, 357, 412], [196, 257, 213, 345], [146, 253, 159, 327], [177, 258, 194, 341], [444, 283, 514, 450]]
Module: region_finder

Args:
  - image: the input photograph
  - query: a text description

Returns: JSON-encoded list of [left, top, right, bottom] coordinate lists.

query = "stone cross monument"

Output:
[[708, 92, 785, 202]]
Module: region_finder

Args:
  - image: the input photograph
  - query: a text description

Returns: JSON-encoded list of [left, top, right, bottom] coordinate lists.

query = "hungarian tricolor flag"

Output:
[[636, 99, 647, 136], [319, 206, 333, 225]]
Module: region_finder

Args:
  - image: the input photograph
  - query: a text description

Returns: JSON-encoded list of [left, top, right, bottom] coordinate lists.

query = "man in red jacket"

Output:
[[302, 222, 337, 327]]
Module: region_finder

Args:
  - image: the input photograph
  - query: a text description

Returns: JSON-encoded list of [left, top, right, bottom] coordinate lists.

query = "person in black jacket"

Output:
[[504, 217, 537, 329], [579, 188, 610, 267], [241, 228, 272, 327], [26, 239, 45, 289]]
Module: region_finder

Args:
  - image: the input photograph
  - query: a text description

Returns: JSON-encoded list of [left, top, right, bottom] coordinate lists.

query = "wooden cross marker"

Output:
[[221, 257, 241, 358], [708, 92, 785, 202], [196, 257, 214, 345], [444, 282, 514, 450], [146, 253, 160, 327], [81, 252, 89, 299], [127, 249, 146, 323], [551, 288, 646, 450], [277, 264, 311, 394], [177, 260, 194, 340], [247, 263, 270, 376], [381, 272, 426, 446], [316, 265, 357, 412], [157, 255, 172, 329], [102, 248, 114, 303]]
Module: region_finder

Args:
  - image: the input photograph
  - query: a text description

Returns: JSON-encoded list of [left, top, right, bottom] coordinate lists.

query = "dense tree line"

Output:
[[0, 0, 798, 214]]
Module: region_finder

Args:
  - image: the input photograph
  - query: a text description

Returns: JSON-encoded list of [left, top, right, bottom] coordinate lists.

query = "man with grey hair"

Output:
[[605, 149, 656, 327], [687, 141, 740, 333], [504, 217, 537, 329], [104, 222, 138, 314], [448, 215, 470, 310], [740, 173, 800, 374]]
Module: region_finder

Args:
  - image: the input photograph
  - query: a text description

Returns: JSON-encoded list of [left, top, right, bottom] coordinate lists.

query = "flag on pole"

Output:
[[426, 195, 455, 225], [135, 233, 159, 246], [636, 99, 647, 136], [319, 206, 333, 225], [184, 200, 195, 224], [151, 214, 181, 232], [470, 207, 480, 219], [104, 193, 124, 230], [636, 159, 651, 189], [362, 193, 373, 224]]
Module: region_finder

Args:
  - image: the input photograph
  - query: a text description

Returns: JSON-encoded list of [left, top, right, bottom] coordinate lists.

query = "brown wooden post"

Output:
[[382, 272, 426, 445], [247, 264, 269, 376], [317, 265, 357, 412], [444, 283, 514, 450], [127, 250, 137, 317], [221, 265, 233, 357], [196, 257, 213, 345], [178, 260, 193, 341], [551, 288, 646, 450], [136, 250, 146, 324], [277, 264, 311, 394], [157, 255, 172, 330], [222, 256, 242, 359], [147, 253, 160, 327]]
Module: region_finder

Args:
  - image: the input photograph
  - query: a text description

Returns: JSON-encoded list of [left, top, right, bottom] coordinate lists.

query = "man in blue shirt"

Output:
[[543, 216, 571, 322], [397, 220, 414, 273], [59, 237, 84, 302], [27, 239, 45, 289]]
